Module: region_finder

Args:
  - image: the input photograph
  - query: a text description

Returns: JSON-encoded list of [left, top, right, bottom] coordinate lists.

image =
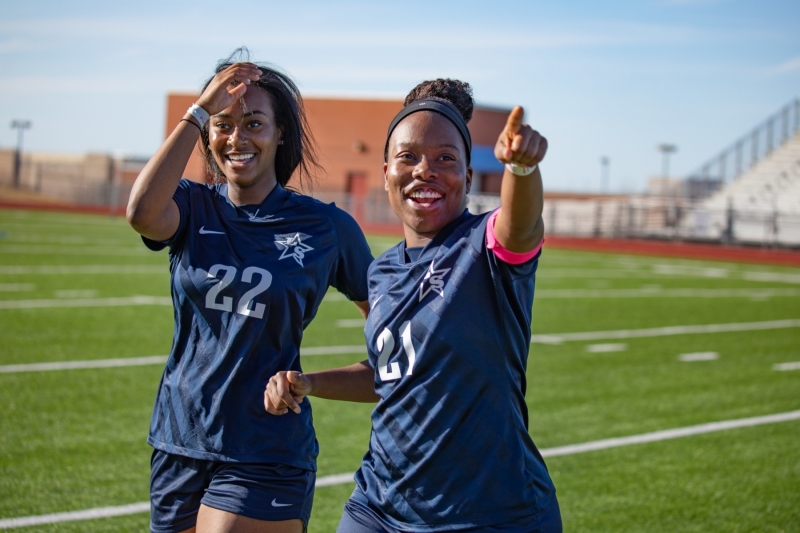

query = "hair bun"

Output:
[[403, 79, 474, 123]]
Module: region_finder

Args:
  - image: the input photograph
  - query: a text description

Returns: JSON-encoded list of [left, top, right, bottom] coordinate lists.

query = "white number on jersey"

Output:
[[377, 321, 416, 382], [205, 264, 273, 319]]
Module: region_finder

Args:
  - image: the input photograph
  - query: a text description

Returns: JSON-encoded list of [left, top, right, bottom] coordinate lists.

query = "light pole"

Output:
[[10, 120, 32, 188], [600, 156, 610, 193], [657, 143, 677, 178]]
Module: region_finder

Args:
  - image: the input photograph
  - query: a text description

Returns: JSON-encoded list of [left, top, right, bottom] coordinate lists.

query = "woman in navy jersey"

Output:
[[127, 50, 373, 533], [266, 79, 560, 532]]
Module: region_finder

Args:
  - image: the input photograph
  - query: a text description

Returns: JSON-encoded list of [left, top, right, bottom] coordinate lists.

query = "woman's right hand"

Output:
[[265, 371, 313, 415], [195, 62, 263, 116]]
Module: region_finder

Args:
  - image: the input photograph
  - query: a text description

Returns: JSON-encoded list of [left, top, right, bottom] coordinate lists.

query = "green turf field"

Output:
[[0, 207, 798, 532]]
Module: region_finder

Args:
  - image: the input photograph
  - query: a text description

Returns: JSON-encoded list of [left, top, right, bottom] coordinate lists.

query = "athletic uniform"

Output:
[[142, 179, 372, 532], [340, 209, 559, 533]]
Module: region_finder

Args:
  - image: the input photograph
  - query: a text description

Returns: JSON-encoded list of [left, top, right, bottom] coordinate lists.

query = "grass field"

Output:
[[0, 207, 798, 532]]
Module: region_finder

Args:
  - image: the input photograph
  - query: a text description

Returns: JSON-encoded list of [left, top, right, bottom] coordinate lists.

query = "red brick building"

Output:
[[165, 94, 511, 196]]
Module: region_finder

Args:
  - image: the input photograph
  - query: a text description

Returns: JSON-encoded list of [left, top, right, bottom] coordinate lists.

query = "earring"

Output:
[[278, 140, 284, 145]]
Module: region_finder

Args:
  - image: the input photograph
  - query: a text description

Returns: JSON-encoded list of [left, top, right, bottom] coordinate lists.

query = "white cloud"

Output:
[[766, 56, 800, 75]]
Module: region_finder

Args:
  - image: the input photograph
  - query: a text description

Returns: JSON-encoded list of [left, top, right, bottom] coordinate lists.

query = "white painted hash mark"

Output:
[[300, 345, 366, 356], [530, 319, 800, 344], [1, 410, 798, 529], [585, 343, 628, 353], [773, 362, 800, 371], [679, 352, 719, 362], [336, 318, 367, 328]]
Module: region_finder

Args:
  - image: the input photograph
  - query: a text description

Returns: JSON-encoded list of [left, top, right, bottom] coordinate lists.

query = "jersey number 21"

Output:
[[376, 321, 417, 382]]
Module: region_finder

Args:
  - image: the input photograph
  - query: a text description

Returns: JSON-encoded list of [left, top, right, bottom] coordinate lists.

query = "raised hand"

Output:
[[195, 62, 263, 116], [264, 371, 313, 415], [494, 106, 548, 168]]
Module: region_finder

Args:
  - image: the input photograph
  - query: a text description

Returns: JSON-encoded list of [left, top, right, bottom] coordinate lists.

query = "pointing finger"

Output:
[[504, 106, 525, 139]]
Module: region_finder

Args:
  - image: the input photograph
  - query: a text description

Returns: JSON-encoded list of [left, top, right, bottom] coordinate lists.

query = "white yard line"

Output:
[[535, 288, 800, 299], [0, 348, 366, 374], [0, 502, 152, 529], [0, 296, 171, 310], [2, 319, 794, 372], [0, 356, 168, 374], [1, 409, 797, 529], [773, 362, 800, 371], [0, 245, 148, 256], [0, 265, 165, 275], [0, 284, 34, 292], [539, 409, 800, 457], [530, 318, 800, 344]]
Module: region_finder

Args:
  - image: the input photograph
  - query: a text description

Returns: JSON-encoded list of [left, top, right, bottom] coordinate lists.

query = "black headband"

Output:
[[384, 99, 472, 164]]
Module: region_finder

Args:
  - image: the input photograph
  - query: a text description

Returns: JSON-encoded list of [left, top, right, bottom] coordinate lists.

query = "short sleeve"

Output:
[[141, 179, 193, 252], [328, 206, 373, 302]]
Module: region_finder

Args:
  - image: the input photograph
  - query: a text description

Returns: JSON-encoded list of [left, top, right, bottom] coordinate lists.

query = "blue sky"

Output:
[[0, 0, 798, 192]]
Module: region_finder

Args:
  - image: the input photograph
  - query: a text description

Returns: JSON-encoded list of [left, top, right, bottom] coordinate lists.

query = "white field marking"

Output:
[[323, 292, 348, 301], [586, 343, 628, 353], [0, 265, 165, 275], [300, 345, 366, 356], [0, 283, 34, 291], [316, 473, 355, 487], [0, 245, 148, 256], [0, 356, 167, 374], [2, 410, 798, 529], [679, 352, 720, 362], [0, 348, 366, 374], [539, 409, 800, 457], [742, 271, 800, 285], [4, 234, 130, 246], [534, 288, 800, 299], [336, 318, 367, 328], [530, 319, 800, 344], [54, 289, 97, 298], [0, 296, 171, 310], [773, 362, 800, 371], [0, 502, 152, 529]]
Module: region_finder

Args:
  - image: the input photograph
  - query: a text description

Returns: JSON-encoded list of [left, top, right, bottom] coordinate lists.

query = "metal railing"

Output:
[[687, 97, 800, 185]]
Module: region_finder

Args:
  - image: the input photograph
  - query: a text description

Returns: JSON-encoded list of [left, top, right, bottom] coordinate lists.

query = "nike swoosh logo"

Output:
[[271, 498, 293, 507], [199, 226, 225, 235]]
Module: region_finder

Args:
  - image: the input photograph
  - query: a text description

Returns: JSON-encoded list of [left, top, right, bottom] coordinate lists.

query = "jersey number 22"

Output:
[[205, 264, 272, 319]]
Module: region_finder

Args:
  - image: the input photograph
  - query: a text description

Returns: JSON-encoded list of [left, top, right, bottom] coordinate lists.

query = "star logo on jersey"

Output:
[[419, 261, 451, 302], [274, 232, 314, 266]]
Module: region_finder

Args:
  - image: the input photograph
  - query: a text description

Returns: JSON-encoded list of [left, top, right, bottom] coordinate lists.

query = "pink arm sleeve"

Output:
[[485, 208, 543, 265]]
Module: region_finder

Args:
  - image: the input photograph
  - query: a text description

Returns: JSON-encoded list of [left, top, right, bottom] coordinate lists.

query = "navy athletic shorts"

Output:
[[150, 449, 315, 533], [337, 487, 562, 533]]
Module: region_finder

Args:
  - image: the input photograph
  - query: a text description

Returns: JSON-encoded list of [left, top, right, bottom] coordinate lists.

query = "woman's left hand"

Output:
[[265, 371, 312, 415], [494, 106, 548, 168]]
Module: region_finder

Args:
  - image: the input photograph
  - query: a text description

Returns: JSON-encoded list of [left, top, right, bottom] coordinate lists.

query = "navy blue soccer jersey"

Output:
[[352, 209, 555, 531], [142, 179, 372, 469]]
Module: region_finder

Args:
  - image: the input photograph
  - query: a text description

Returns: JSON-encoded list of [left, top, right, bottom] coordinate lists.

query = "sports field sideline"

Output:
[[0, 208, 798, 532]]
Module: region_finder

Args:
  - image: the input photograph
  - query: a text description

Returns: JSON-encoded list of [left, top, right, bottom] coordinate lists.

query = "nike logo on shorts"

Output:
[[199, 226, 225, 235], [271, 498, 293, 507]]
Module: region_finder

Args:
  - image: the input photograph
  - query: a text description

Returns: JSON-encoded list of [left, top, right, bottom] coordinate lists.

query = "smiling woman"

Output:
[[265, 79, 559, 532], [125, 49, 375, 533]]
